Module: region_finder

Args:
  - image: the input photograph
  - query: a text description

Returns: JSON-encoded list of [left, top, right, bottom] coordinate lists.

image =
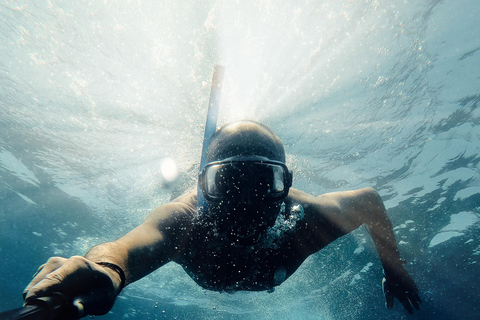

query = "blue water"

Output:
[[1, 0, 479, 319]]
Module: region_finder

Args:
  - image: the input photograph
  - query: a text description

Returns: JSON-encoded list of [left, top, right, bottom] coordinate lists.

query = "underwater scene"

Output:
[[1, 0, 479, 319]]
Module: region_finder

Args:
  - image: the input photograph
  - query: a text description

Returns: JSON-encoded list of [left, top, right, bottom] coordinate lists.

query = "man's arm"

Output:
[[23, 196, 194, 317], [293, 187, 421, 313], [327, 188, 403, 270], [85, 201, 193, 286]]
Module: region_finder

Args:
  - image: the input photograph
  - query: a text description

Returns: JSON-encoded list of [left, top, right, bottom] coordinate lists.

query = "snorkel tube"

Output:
[[197, 65, 225, 212]]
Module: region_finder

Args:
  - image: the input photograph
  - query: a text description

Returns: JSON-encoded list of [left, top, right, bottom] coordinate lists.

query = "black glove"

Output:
[[382, 264, 421, 314]]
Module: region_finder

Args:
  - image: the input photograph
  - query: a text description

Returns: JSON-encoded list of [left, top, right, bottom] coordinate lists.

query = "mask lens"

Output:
[[271, 165, 285, 192], [201, 159, 290, 201], [249, 164, 284, 195], [205, 163, 243, 196]]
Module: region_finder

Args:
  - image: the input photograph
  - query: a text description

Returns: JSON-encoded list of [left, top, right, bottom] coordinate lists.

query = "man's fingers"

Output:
[[24, 256, 95, 302], [385, 291, 395, 309], [397, 295, 413, 314], [23, 257, 68, 300], [382, 277, 395, 309], [23, 264, 49, 298], [24, 270, 67, 302], [32, 264, 46, 279], [410, 292, 421, 310], [21, 256, 118, 319]]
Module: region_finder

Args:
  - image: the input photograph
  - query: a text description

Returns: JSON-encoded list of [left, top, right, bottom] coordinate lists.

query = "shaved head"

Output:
[[206, 120, 286, 163]]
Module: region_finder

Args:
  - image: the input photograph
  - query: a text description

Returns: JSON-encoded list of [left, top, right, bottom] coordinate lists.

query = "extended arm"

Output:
[[23, 198, 193, 317], [85, 201, 193, 286]]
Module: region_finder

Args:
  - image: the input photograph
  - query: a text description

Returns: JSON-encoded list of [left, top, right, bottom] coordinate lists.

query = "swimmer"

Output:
[[22, 120, 421, 317]]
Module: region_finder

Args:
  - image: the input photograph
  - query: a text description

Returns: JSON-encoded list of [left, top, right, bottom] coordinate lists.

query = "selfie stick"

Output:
[[0, 294, 68, 320], [197, 64, 225, 211]]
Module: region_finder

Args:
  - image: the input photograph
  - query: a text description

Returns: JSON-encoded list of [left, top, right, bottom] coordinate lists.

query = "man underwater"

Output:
[[23, 120, 421, 317]]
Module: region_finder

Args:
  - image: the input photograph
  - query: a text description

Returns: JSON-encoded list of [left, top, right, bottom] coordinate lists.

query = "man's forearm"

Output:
[[365, 221, 403, 270], [85, 242, 128, 268], [360, 191, 404, 272], [84, 241, 130, 291]]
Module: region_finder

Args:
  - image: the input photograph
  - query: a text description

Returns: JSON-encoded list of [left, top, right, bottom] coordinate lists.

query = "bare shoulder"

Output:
[[287, 187, 382, 233], [281, 188, 378, 253], [287, 187, 379, 208], [143, 189, 197, 230]]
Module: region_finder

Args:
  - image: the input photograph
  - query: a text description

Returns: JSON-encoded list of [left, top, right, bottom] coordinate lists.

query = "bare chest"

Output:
[[178, 207, 309, 292], [180, 238, 300, 292]]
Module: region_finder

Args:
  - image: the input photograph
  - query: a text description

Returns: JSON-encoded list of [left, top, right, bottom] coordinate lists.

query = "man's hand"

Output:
[[382, 264, 421, 314], [23, 256, 120, 318]]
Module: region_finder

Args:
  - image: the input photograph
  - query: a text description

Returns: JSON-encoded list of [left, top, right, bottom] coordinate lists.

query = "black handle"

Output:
[[0, 294, 68, 320]]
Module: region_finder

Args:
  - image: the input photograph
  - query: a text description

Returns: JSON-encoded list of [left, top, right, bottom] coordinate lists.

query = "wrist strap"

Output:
[[95, 262, 126, 294]]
